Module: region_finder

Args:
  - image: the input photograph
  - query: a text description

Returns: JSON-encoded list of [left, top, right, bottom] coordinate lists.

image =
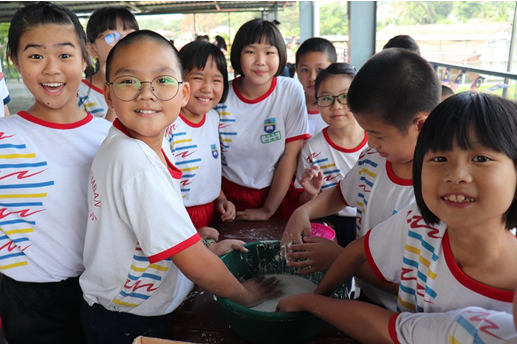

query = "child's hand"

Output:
[[300, 166, 324, 197], [286, 237, 343, 275], [198, 226, 219, 241], [280, 210, 311, 259], [209, 239, 248, 256], [240, 276, 282, 308], [216, 199, 236, 222], [276, 294, 310, 313], [236, 207, 272, 221]]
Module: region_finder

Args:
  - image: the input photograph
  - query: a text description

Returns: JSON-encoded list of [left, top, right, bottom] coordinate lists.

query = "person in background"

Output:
[[216, 18, 309, 222], [294, 63, 367, 250], [79, 6, 139, 121], [0, 66, 11, 117], [382, 34, 420, 54], [441, 84, 455, 101], [282, 48, 441, 311], [295, 37, 337, 136], [80, 30, 279, 344], [170, 40, 244, 256], [214, 35, 229, 56], [0, 3, 111, 343]]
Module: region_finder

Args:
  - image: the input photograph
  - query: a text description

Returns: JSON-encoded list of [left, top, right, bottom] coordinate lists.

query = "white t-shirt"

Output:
[[295, 127, 368, 217], [0, 65, 9, 118], [165, 110, 221, 207], [338, 147, 415, 310], [77, 80, 108, 118], [391, 307, 516, 344], [367, 203, 514, 314], [307, 110, 327, 137], [215, 77, 310, 189], [0, 111, 110, 282], [80, 120, 200, 317]]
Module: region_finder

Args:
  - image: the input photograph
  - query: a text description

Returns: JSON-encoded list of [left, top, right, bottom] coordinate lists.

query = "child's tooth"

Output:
[[457, 195, 465, 202], [449, 194, 457, 202]]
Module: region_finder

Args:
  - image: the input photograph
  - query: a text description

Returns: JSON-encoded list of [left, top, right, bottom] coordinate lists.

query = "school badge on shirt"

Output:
[[211, 144, 219, 159], [261, 118, 281, 144]]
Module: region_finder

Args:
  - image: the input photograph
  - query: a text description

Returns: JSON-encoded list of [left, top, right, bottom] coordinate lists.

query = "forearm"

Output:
[[300, 295, 394, 344], [296, 186, 346, 221], [355, 262, 399, 295], [298, 190, 316, 205], [315, 237, 366, 296]]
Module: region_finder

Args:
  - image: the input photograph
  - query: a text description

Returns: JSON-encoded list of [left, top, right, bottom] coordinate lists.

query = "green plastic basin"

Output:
[[215, 240, 347, 344]]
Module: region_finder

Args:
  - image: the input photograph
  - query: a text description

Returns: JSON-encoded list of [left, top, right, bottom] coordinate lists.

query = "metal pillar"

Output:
[[348, 1, 376, 69]]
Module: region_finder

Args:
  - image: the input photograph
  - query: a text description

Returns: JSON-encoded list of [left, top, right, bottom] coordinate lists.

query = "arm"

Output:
[[298, 165, 324, 204], [281, 185, 347, 246], [3, 104, 10, 117], [314, 235, 367, 296], [236, 139, 303, 221], [215, 189, 236, 222], [277, 294, 394, 344], [171, 240, 278, 306]]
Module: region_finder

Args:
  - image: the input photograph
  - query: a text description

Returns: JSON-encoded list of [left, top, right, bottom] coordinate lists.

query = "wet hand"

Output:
[[286, 237, 343, 275], [209, 239, 248, 256], [300, 166, 324, 197], [241, 276, 282, 308]]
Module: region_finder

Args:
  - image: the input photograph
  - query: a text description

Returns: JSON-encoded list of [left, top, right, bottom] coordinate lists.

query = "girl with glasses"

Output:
[[293, 63, 367, 253], [77, 6, 139, 121]]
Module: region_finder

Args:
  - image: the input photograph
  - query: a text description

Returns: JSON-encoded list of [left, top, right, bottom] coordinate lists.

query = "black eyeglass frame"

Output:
[[315, 93, 348, 107], [106, 75, 184, 102]]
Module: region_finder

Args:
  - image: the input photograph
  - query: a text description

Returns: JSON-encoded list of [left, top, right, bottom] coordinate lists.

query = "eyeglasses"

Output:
[[100, 31, 122, 46], [106, 75, 184, 101], [316, 94, 348, 107]]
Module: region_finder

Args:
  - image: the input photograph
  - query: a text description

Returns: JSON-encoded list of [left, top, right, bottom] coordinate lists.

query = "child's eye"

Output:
[[244, 50, 254, 54], [472, 156, 491, 162], [266, 51, 276, 55], [300, 68, 308, 73], [59, 53, 71, 59], [213, 79, 222, 83], [431, 156, 447, 162], [316, 68, 324, 73], [29, 54, 43, 59]]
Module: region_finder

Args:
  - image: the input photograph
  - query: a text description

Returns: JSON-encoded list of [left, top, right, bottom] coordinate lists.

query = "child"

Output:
[[79, 30, 279, 344], [216, 18, 310, 221], [294, 63, 367, 247], [383, 35, 420, 54], [279, 92, 517, 342], [281, 48, 441, 310], [295, 37, 337, 136], [170, 40, 243, 256], [442, 84, 455, 101], [0, 3, 111, 343], [77, 7, 139, 120]]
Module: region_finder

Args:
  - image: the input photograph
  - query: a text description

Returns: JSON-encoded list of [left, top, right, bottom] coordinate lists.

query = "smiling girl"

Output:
[[216, 19, 310, 221]]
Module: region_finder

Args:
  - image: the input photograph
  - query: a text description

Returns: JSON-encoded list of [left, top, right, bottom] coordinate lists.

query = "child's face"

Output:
[[89, 21, 135, 68], [240, 42, 279, 87], [316, 74, 355, 129], [421, 137, 517, 232], [183, 57, 224, 117], [104, 39, 189, 144], [296, 52, 333, 98], [12, 24, 86, 112], [356, 115, 425, 166]]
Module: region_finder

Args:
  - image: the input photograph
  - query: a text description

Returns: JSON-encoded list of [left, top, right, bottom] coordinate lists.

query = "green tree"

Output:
[[319, 1, 348, 36]]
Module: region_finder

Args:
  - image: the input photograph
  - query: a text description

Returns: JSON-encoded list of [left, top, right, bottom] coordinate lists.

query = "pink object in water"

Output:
[[310, 223, 335, 240]]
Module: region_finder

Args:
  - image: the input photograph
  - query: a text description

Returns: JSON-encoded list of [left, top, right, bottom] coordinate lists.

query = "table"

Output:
[[170, 219, 362, 344]]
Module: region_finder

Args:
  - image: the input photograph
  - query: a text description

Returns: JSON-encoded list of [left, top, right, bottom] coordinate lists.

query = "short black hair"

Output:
[[105, 30, 182, 82], [383, 35, 420, 54], [413, 92, 517, 228], [347, 48, 441, 133], [296, 37, 337, 66], [230, 18, 287, 78], [8, 1, 88, 65], [179, 40, 229, 103], [441, 85, 454, 99], [86, 6, 139, 43], [314, 63, 357, 99]]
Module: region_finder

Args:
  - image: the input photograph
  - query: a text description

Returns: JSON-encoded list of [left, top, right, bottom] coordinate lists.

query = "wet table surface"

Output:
[[170, 219, 361, 344]]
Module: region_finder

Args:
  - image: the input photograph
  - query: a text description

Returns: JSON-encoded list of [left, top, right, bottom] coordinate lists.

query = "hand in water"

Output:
[[240, 276, 282, 308]]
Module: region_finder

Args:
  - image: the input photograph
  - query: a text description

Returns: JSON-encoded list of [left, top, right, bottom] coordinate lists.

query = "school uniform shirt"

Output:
[[77, 80, 108, 118], [80, 120, 200, 317], [338, 147, 415, 310], [216, 77, 310, 189], [165, 110, 221, 207], [307, 110, 327, 137], [0, 111, 110, 282], [367, 203, 514, 314], [0, 64, 10, 118], [390, 307, 516, 344], [295, 127, 368, 217]]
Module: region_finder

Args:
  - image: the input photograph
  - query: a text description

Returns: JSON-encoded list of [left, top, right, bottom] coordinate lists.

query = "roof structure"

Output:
[[0, 1, 295, 22]]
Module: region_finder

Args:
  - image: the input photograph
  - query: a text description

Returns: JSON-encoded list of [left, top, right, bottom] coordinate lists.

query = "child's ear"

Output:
[[180, 81, 190, 107], [104, 83, 115, 109], [87, 42, 99, 59], [10, 54, 20, 73], [414, 112, 429, 132]]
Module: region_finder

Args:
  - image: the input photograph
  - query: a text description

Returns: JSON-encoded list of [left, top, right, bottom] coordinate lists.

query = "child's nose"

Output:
[[137, 82, 156, 100], [43, 57, 61, 76], [445, 163, 472, 184]]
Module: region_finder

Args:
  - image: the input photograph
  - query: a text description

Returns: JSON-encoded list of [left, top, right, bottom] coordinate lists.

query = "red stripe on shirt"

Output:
[[148, 233, 202, 264], [81, 79, 104, 94], [17, 111, 93, 129], [323, 127, 368, 153], [232, 77, 277, 104], [286, 133, 310, 143], [386, 160, 413, 186], [388, 313, 402, 344], [179, 113, 206, 128], [337, 180, 349, 206], [364, 229, 390, 283]]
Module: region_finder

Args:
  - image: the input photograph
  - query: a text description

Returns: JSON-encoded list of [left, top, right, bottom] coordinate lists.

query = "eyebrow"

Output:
[[114, 66, 176, 76], [189, 71, 223, 78], [23, 42, 76, 52]]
